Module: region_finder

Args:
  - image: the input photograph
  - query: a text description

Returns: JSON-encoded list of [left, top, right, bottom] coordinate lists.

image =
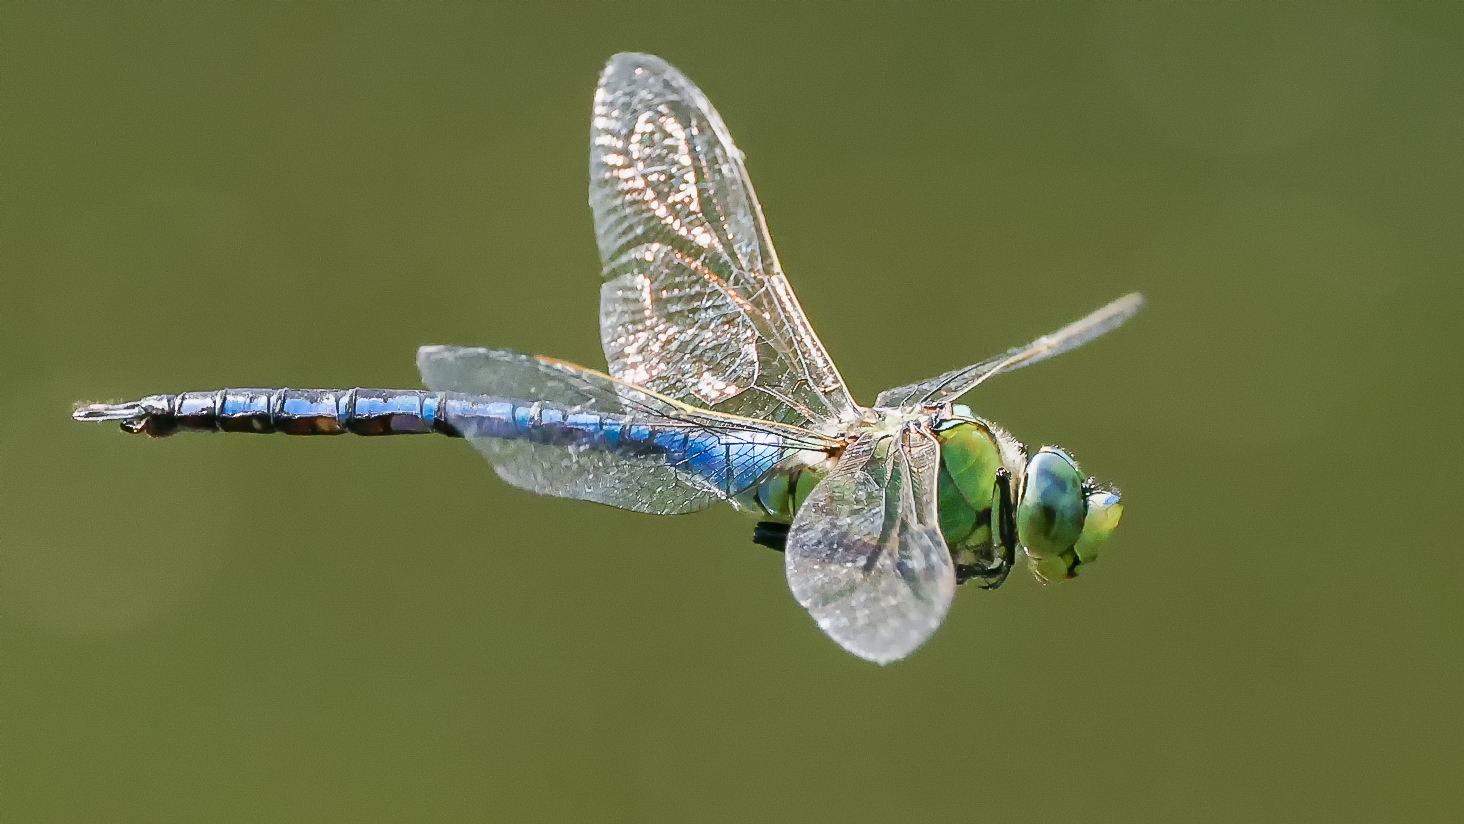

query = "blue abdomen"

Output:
[[82, 387, 784, 499], [440, 396, 783, 495]]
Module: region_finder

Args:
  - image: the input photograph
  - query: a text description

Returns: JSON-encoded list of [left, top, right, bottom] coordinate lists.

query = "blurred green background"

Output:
[[3, 3, 1461, 821]]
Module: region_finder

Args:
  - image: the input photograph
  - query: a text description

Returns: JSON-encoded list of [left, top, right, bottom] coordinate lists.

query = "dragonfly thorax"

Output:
[[735, 406, 920, 523], [928, 411, 1022, 585], [738, 406, 1024, 585]]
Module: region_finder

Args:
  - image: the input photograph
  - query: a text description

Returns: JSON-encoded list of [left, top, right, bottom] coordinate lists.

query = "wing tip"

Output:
[[1088, 291, 1146, 333], [827, 624, 941, 666], [858, 648, 913, 667], [1108, 292, 1146, 323], [603, 52, 674, 79]]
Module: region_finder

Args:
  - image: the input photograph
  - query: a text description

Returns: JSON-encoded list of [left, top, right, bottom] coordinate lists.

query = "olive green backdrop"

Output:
[[3, 3, 1460, 822]]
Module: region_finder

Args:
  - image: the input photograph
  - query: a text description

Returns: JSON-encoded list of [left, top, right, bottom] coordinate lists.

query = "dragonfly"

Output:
[[75, 53, 1142, 664]]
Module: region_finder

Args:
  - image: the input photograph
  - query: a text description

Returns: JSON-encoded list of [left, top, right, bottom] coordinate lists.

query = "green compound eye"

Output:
[[1017, 448, 1087, 570]]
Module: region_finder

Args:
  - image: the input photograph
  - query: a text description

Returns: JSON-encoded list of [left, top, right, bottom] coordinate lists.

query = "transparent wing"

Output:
[[785, 427, 956, 664], [418, 345, 836, 516], [591, 53, 857, 429], [876, 293, 1145, 409]]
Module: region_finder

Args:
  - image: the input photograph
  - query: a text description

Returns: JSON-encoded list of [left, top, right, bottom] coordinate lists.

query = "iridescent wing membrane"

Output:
[[586, 54, 964, 662], [785, 428, 956, 664], [590, 53, 857, 429]]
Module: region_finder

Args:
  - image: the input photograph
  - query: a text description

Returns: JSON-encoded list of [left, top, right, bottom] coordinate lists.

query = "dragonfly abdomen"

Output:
[[74, 389, 782, 497]]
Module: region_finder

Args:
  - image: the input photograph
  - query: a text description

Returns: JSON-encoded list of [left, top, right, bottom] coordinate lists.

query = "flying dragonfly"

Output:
[[74, 53, 1142, 664]]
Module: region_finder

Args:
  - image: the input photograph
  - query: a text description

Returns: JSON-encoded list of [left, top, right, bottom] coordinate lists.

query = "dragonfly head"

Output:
[[1015, 446, 1123, 583]]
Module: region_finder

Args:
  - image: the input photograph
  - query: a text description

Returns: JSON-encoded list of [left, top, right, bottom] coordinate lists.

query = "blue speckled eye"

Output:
[[1073, 489, 1123, 564]]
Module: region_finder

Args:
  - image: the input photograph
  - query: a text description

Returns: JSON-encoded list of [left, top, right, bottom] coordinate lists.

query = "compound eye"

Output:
[[1017, 448, 1086, 562]]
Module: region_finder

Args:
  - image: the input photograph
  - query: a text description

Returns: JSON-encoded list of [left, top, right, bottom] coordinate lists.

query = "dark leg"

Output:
[[956, 469, 1018, 589], [956, 556, 1012, 589], [982, 468, 1019, 588], [752, 521, 789, 552]]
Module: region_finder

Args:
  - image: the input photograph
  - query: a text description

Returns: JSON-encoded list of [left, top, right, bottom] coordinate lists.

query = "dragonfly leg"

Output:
[[752, 521, 789, 552], [955, 468, 1018, 589], [956, 558, 1011, 589]]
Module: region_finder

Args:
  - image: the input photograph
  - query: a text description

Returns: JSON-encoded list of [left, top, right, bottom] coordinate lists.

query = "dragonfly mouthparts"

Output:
[[73, 401, 146, 423]]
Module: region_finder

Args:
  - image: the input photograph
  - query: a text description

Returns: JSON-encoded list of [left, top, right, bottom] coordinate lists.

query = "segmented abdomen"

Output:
[[120, 388, 781, 497]]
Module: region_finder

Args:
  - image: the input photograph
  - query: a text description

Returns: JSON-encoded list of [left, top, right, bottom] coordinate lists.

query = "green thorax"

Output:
[[737, 412, 1009, 570], [930, 416, 1004, 565]]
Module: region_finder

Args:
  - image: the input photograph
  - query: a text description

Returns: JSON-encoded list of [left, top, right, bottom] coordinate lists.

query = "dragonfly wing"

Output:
[[875, 293, 1145, 409], [460, 429, 719, 515], [418, 346, 836, 516], [591, 53, 857, 429], [785, 428, 955, 664]]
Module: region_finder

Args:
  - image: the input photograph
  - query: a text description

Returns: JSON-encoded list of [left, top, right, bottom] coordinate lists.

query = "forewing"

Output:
[[875, 293, 1145, 408], [785, 428, 955, 664], [591, 53, 856, 428], [418, 345, 834, 516]]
